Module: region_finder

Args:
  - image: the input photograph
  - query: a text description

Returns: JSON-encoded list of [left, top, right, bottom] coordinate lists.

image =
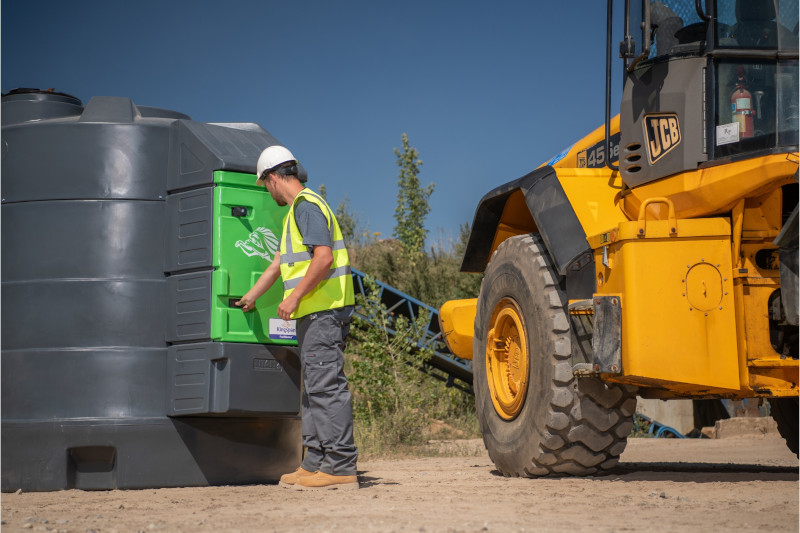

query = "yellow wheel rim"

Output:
[[485, 298, 529, 420]]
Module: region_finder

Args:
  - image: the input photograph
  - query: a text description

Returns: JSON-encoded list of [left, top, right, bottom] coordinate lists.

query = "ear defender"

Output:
[[277, 165, 298, 176]]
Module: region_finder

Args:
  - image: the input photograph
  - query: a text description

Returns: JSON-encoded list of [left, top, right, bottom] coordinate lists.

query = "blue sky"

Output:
[[2, 0, 623, 248]]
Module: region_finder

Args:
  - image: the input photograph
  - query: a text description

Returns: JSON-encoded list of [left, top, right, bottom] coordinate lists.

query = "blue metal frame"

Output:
[[350, 268, 473, 388], [634, 413, 686, 439]]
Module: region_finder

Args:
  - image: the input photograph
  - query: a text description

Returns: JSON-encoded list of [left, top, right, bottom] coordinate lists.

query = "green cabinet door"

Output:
[[209, 171, 296, 345]]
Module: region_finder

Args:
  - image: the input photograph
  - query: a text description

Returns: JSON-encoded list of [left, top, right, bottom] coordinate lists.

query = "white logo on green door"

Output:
[[236, 227, 279, 260]]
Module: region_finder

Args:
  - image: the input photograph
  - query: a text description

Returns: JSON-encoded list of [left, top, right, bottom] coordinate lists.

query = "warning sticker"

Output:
[[546, 144, 574, 166], [269, 318, 297, 340], [716, 122, 740, 146]]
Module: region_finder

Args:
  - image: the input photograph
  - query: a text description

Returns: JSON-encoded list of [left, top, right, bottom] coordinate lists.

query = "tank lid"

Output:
[[2, 88, 83, 106], [2, 88, 84, 125]]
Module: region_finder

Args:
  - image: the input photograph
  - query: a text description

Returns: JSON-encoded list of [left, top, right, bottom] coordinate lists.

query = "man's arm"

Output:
[[277, 245, 333, 320], [236, 251, 282, 312]]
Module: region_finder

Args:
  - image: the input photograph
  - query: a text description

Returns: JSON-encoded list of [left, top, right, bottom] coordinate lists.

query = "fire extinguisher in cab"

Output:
[[731, 66, 754, 138]]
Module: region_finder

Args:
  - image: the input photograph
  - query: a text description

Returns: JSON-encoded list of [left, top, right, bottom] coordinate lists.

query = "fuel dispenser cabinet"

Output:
[[1, 90, 303, 491]]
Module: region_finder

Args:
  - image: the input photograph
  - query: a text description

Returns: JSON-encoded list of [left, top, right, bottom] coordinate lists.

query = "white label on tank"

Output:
[[269, 318, 297, 340], [716, 122, 739, 145], [735, 98, 751, 111]]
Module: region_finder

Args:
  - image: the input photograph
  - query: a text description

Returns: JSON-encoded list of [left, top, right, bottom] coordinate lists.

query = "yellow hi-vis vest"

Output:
[[279, 188, 354, 319]]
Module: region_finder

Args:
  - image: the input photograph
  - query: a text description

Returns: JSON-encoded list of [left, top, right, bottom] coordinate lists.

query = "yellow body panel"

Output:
[[590, 215, 740, 392], [438, 298, 478, 360], [621, 154, 798, 221], [557, 168, 627, 238], [489, 193, 535, 256], [545, 116, 621, 172], [439, 114, 797, 399], [733, 189, 798, 396]]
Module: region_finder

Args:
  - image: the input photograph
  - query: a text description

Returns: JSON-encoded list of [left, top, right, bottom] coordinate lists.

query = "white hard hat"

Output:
[[256, 145, 297, 184]]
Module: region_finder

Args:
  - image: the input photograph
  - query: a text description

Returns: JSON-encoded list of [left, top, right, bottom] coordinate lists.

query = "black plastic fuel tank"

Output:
[[1, 90, 302, 491]]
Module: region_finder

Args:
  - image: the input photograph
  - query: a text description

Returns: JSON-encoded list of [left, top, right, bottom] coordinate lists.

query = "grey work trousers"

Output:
[[297, 305, 358, 476]]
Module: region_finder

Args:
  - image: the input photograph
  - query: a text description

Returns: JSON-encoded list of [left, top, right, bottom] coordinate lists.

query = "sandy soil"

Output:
[[2, 435, 797, 533]]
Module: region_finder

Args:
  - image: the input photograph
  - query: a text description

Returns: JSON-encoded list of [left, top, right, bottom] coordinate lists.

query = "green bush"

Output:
[[346, 277, 479, 456], [348, 227, 482, 310], [630, 414, 656, 438], [338, 134, 482, 455]]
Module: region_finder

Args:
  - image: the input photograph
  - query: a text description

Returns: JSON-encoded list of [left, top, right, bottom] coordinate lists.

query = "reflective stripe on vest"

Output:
[[279, 189, 355, 318]]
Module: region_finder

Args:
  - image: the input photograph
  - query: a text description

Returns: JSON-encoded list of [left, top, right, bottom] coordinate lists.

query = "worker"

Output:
[[236, 145, 358, 491]]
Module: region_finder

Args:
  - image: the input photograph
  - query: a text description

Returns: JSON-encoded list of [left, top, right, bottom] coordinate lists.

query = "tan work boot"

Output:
[[278, 467, 315, 488], [294, 471, 359, 490]]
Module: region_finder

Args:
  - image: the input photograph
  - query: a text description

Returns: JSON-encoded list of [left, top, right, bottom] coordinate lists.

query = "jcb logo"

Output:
[[644, 113, 681, 164]]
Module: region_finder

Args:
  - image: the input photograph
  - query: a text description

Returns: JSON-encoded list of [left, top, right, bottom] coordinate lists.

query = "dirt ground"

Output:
[[2, 434, 797, 533]]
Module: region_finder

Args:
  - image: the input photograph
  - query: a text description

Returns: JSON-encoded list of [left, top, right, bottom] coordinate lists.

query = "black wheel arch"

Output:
[[461, 165, 595, 299]]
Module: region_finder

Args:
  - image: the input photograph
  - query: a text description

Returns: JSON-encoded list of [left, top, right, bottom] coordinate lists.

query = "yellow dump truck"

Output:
[[440, 0, 798, 476]]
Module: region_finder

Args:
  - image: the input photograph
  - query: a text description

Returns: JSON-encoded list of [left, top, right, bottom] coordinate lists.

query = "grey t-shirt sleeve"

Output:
[[294, 200, 332, 250]]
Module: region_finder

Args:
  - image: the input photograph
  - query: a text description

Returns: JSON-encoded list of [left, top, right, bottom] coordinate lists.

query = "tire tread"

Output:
[[474, 233, 636, 477]]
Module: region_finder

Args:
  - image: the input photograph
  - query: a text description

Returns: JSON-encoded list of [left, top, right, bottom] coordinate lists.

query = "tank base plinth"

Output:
[[1, 416, 301, 492]]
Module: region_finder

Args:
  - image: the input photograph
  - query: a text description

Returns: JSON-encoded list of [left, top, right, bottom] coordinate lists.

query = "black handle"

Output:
[[229, 298, 243, 308], [695, 0, 710, 22], [231, 206, 248, 217]]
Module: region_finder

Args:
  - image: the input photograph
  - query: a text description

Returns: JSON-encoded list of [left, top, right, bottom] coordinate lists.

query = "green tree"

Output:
[[335, 196, 358, 246], [346, 276, 478, 453], [393, 134, 435, 258], [316, 183, 362, 247]]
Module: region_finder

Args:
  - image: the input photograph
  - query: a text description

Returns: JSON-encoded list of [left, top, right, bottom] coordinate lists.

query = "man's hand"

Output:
[[278, 245, 333, 320], [236, 295, 256, 312], [277, 294, 300, 320], [236, 252, 281, 313]]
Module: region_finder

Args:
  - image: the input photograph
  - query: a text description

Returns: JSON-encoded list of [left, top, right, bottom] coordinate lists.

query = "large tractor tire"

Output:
[[473, 233, 637, 476], [768, 397, 798, 456]]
